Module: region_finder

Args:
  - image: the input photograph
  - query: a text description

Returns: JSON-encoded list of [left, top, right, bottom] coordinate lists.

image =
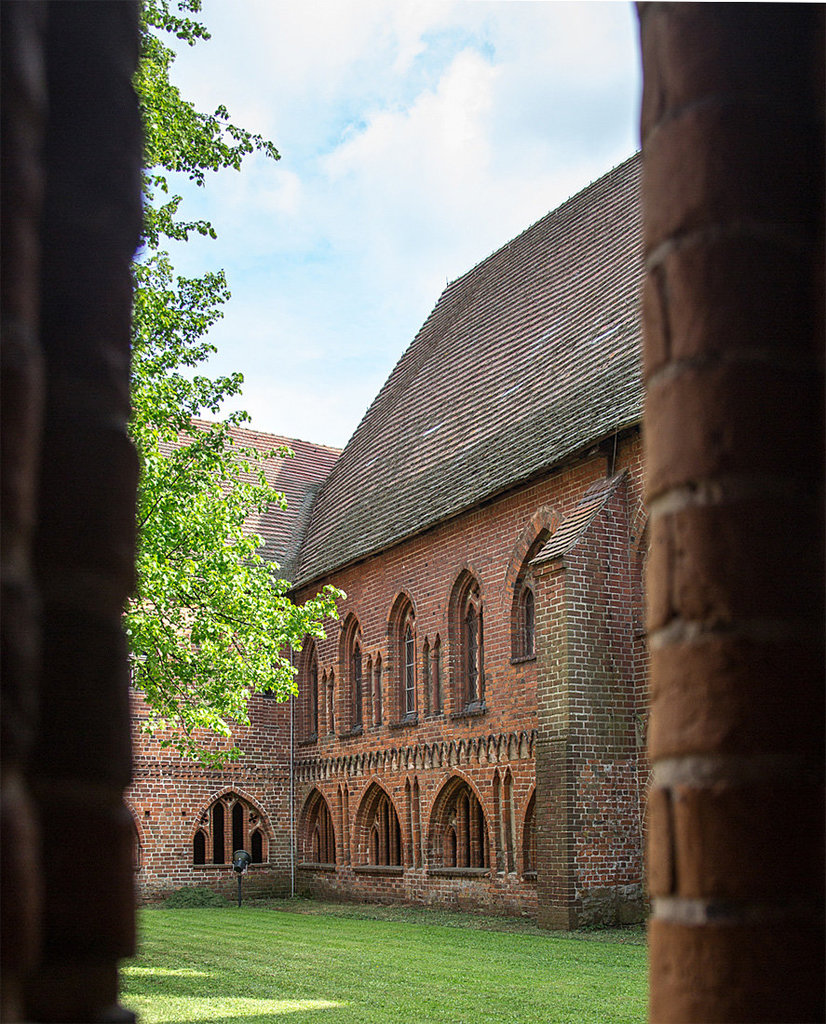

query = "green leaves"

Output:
[[129, 0, 340, 765], [136, 0, 278, 248]]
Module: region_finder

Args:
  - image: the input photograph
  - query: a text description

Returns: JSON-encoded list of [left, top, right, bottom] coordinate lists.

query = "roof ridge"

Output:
[[188, 416, 342, 455], [442, 151, 639, 292], [294, 154, 642, 587]]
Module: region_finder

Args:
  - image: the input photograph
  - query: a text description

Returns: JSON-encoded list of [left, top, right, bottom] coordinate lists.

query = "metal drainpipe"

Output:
[[289, 648, 295, 898]]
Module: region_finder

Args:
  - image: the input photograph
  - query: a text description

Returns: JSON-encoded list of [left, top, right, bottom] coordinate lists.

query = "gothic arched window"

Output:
[[299, 789, 336, 866], [403, 616, 416, 718], [508, 514, 554, 662], [193, 829, 206, 865], [389, 594, 417, 724], [194, 793, 268, 866], [298, 639, 319, 741], [340, 616, 364, 734], [430, 777, 490, 870], [356, 784, 403, 867], [517, 583, 535, 659], [450, 574, 484, 712], [352, 639, 363, 730]]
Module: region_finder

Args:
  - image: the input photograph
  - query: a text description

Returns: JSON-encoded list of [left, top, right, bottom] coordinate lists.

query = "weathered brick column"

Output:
[[638, 5, 825, 1022], [1, 4, 47, 1019], [2, 2, 142, 1020], [532, 555, 574, 929]]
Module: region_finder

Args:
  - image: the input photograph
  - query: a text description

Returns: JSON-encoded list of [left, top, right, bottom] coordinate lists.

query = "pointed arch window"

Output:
[[341, 616, 363, 734], [193, 829, 206, 865], [431, 777, 490, 870], [300, 790, 336, 866], [232, 801, 244, 856], [310, 655, 319, 736], [313, 802, 336, 864], [373, 655, 382, 726], [308, 643, 319, 739], [391, 596, 417, 724], [356, 785, 402, 867], [404, 621, 416, 717], [455, 577, 484, 711], [518, 584, 535, 659], [193, 793, 269, 866], [212, 800, 225, 864], [352, 640, 363, 730], [326, 670, 335, 734], [509, 519, 553, 663], [297, 640, 319, 743], [432, 636, 442, 713], [251, 829, 263, 864], [465, 601, 480, 702]]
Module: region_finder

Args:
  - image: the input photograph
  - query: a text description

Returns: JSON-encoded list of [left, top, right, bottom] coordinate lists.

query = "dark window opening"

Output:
[[374, 657, 382, 726], [404, 623, 416, 716], [212, 801, 225, 864], [352, 642, 363, 728], [307, 795, 336, 864], [433, 637, 441, 713], [520, 586, 535, 658], [232, 801, 244, 855], [466, 605, 478, 702], [251, 829, 263, 863], [365, 791, 402, 866], [436, 781, 489, 869]]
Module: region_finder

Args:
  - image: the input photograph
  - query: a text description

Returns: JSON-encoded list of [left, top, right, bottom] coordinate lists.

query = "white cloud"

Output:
[[323, 48, 499, 228], [156, 1, 641, 447]]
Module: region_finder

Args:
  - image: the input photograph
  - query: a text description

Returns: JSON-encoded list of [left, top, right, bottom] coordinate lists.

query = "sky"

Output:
[[162, 0, 642, 449]]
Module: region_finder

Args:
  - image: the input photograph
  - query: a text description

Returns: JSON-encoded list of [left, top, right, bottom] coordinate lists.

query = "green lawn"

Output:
[[123, 902, 647, 1024]]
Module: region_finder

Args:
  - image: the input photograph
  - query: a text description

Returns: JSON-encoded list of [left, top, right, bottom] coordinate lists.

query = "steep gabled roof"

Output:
[[181, 420, 341, 580], [295, 154, 642, 587]]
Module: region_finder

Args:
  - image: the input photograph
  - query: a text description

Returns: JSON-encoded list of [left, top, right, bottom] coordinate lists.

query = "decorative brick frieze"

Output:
[[295, 729, 536, 784]]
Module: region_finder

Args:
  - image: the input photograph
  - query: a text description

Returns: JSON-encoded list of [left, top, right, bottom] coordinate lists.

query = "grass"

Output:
[[123, 900, 647, 1024]]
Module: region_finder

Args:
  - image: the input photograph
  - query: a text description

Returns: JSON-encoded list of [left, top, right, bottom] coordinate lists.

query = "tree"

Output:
[[127, 0, 341, 765]]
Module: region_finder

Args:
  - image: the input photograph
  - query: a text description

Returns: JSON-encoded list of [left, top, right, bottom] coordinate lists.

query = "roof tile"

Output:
[[169, 420, 341, 580], [294, 154, 643, 586]]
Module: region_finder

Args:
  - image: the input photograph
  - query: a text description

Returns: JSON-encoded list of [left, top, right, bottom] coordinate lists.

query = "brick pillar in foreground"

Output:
[[2, 2, 142, 1021], [26, 5, 143, 1020], [1, 3, 46, 1020], [638, 5, 825, 1022]]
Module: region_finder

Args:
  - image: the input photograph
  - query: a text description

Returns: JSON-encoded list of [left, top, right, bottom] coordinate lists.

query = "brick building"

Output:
[[6, 5, 821, 1018], [129, 153, 648, 927]]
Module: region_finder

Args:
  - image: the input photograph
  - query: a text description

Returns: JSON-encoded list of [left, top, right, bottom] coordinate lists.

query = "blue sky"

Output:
[[164, 1, 642, 448]]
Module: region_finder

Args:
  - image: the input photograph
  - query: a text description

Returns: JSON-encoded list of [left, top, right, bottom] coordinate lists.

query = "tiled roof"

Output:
[[532, 473, 626, 564], [172, 420, 341, 580], [295, 154, 642, 587]]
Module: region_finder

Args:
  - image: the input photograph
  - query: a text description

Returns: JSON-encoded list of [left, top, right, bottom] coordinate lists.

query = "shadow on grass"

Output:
[[123, 965, 345, 1024], [238, 897, 648, 945], [126, 904, 648, 1024]]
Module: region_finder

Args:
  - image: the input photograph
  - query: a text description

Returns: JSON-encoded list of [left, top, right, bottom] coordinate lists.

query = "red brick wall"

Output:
[[534, 453, 647, 926], [129, 431, 647, 921], [129, 691, 294, 900], [290, 430, 647, 920], [568, 482, 644, 922]]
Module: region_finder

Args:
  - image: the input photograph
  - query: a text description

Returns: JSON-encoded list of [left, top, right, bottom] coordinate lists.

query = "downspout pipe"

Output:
[[289, 648, 295, 898]]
